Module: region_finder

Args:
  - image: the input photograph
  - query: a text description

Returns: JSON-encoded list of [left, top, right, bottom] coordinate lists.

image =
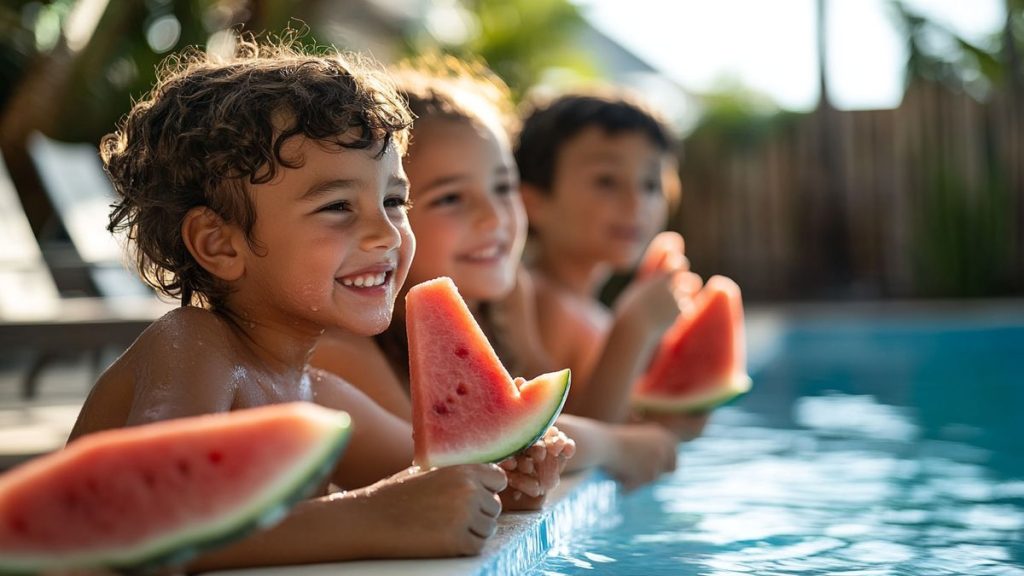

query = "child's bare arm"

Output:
[[309, 368, 415, 489], [188, 464, 507, 570], [554, 414, 676, 490], [566, 270, 683, 422]]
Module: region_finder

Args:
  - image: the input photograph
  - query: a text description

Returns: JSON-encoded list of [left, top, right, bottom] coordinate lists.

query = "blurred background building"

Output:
[[1, 0, 1022, 302]]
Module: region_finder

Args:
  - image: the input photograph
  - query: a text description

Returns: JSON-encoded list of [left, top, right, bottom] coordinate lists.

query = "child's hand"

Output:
[[614, 269, 688, 337], [637, 410, 710, 442], [606, 422, 678, 490], [498, 426, 576, 510], [359, 464, 506, 557]]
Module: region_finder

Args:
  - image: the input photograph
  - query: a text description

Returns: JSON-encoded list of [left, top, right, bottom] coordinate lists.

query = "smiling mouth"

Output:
[[608, 226, 642, 242], [337, 271, 390, 288], [460, 245, 505, 263]]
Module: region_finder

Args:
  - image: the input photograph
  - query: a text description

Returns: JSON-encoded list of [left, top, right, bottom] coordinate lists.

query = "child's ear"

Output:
[[181, 207, 246, 282], [519, 182, 550, 230]]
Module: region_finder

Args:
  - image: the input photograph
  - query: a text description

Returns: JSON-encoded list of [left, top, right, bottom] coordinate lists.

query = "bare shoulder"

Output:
[[137, 306, 238, 349], [70, 307, 243, 441]]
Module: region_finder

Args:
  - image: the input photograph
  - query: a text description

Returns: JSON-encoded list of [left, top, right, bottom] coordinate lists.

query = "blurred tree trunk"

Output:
[[0, 38, 73, 235], [812, 0, 852, 296], [1006, 0, 1024, 286], [0, 0, 144, 234]]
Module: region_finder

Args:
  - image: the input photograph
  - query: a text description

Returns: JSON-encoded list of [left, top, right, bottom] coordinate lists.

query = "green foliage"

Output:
[[401, 0, 598, 101], [687, 87, 800, 153], [912, 161, 1015, 296], [887, 0, 1010, 95]]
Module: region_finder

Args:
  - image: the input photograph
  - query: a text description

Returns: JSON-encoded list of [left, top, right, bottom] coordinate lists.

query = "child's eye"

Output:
[[643, 180, 661, 195], [384, 195, 413, 212], [494, 182, 516, 196], [318, 200, 351, 213], [429, 192, 462, 207]]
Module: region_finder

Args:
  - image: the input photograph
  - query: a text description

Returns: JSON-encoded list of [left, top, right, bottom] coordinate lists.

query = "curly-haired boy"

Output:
[[69, 39, 508, 569]]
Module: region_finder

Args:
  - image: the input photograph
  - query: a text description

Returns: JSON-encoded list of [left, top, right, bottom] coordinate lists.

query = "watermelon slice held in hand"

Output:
[[633, 275, 752, 413], [407, 277, 571, 468], [0, 402, 352, 574]]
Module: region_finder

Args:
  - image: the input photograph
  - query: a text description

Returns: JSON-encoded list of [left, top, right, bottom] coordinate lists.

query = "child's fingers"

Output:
[[498, 458, 518, 471], [479, 490, 502, 518], [527, 443, 546, 463], [506, 472, 542, 497], [468, 506, 499, 540], [477, 463, 509, 493], [517, 456, 535, 475]]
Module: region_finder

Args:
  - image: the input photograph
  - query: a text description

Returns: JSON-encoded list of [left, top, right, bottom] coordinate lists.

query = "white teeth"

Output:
[[340, 273, 387, 287], [468, 246, 501, 260]]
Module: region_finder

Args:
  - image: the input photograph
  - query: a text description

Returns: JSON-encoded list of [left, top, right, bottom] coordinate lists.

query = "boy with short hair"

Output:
[[515, 90, 708, 438], [69, 39, 508, 570]]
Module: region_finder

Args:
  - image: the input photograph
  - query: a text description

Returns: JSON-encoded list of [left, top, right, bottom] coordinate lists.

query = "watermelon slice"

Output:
[[637, 231, 687, 278], [406, 277, 570, 468], [0, 402, 352, 574], [632, 275, 752, 412]]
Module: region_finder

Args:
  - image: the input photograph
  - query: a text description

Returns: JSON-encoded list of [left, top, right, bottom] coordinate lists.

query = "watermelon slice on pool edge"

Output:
[[0, 402, 352, 575], [632, 275, 753, 413], [407, 277, 571, 468]]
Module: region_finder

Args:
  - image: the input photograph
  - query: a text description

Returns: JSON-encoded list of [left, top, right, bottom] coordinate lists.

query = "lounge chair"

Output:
[[0, 152, 172, 400]]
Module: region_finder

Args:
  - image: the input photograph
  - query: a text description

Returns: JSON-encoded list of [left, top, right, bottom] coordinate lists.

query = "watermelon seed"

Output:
[[456, 384, 467, 396], [62, 491, 80, 510], [10, 516, 27, 534], [208, 450, 224, 465], [454, 347, 469, 359], [432, 402, 449, 415]]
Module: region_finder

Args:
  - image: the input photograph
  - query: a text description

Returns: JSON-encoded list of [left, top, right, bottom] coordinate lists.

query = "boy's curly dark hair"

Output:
[[514, 90, 675, 195], [101, 36, 413, 307]]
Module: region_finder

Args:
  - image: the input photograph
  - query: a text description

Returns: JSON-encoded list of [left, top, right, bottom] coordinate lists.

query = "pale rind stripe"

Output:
[[632, 373, 752, 413]]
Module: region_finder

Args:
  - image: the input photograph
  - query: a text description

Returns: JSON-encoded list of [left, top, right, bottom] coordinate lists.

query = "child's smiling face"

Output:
[[237, 135, 415, 336], [402, 117, 526, 304], [529, 127, 669, 270]]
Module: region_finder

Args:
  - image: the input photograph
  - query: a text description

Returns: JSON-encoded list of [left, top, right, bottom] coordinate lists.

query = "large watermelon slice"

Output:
[[632, 275, 752, 412], [0, 402, 352, 574], [407, 277, 570, 468]]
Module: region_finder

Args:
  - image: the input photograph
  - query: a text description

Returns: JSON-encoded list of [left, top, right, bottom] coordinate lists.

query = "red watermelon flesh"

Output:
[[637, 231, 687, 279], [407, 277, 570, 468], [0, 402, 352, 573], [633, 275, 752, 412]]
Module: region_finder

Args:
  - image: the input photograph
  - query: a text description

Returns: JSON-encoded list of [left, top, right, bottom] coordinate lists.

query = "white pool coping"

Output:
[[207, 470, 617, 576]]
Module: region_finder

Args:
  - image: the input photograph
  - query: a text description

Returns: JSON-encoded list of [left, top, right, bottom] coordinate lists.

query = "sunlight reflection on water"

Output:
[[531, 320, 1024, 575]]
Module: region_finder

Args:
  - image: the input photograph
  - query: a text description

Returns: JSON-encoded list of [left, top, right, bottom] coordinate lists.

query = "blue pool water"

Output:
[[532, 309, 1024, 575]]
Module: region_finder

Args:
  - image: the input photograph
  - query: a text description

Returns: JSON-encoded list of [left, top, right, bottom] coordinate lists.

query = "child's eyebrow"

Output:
[[419, 173, 468, 193], [301, 179, 358, 201]]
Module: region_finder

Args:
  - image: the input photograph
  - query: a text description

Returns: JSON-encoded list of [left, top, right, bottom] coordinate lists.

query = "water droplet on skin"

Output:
[[310, 306, 320, 312]]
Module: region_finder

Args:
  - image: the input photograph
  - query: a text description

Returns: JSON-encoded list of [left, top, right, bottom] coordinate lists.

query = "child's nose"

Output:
[[359, 209, 402, 251], [473, 196, 502, 231]]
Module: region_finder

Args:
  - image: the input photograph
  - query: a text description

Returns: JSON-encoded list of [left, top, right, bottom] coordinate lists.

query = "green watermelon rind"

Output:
[[632, 373, 752, 414], [0, 411, 352, 576], [426, 369, 571, 468]]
